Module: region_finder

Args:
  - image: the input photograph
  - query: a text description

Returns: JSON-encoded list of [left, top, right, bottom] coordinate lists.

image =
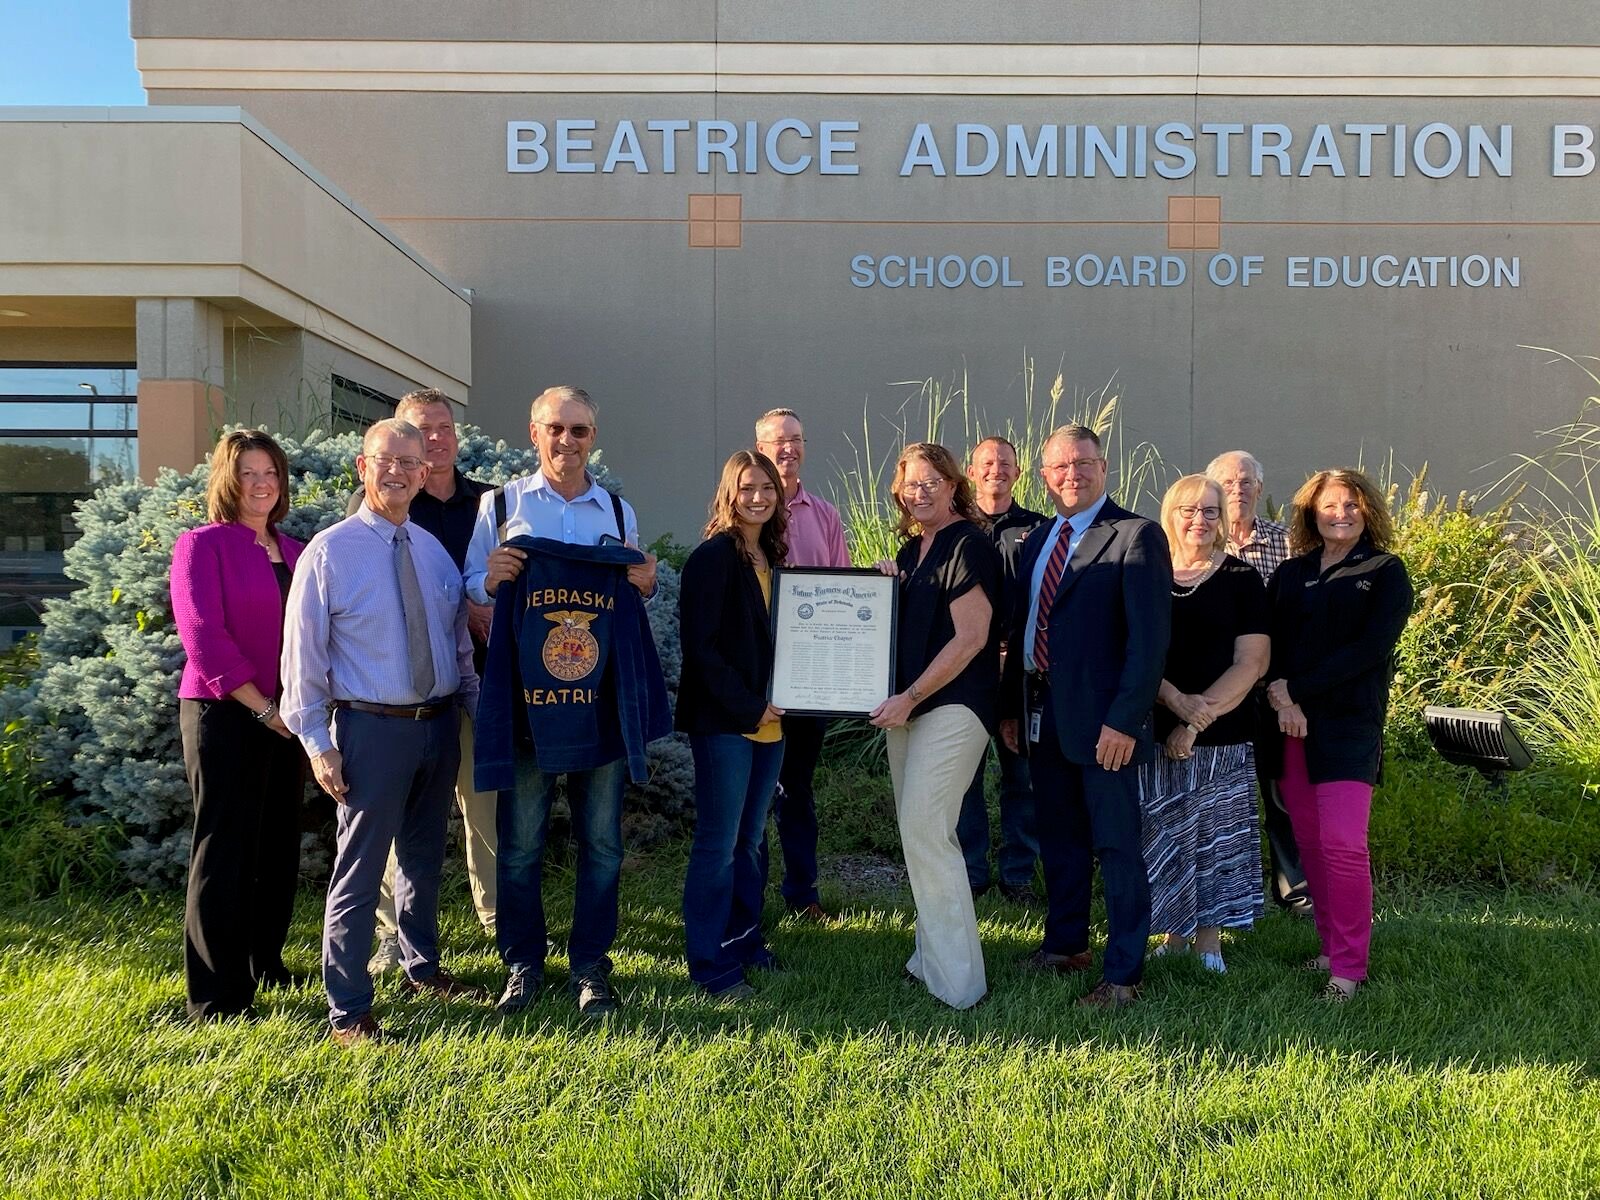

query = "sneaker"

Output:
[[716, 982, 757, 1001], [1198, 951, 1227, 974], [496, 967, 543, 1014], [405, 966, 489, 1001], [574, 972, 621, 1017], [1077, 980, 1140, 1010], [330, 1012, 384, 1047], [367, 934, 402, 976]]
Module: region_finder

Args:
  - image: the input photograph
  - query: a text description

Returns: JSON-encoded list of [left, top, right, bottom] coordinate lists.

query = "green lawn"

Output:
[[3, 851, 1596, 1199]]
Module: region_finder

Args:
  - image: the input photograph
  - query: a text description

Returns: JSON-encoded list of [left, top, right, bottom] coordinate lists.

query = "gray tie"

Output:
[[393, 525, 436, 701]]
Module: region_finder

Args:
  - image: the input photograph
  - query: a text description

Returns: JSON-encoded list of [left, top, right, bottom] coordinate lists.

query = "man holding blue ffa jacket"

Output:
[[465, 385, 666, 1019]]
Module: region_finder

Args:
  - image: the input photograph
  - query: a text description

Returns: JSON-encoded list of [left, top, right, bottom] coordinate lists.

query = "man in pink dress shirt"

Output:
[[754, 408, 850, 920]]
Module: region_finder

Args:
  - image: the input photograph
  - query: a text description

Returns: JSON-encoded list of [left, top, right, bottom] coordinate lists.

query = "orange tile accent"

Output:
[[688, 193, 743, 248], [1167, 195, 1222, 250]]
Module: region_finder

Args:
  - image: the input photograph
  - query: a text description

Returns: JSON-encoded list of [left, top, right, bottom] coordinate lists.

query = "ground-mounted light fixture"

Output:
[[1423, 705, 1532, 791]]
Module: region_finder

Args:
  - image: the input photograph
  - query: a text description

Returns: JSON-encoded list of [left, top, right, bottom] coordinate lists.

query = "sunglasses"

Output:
[[535, 421, 594, 439]]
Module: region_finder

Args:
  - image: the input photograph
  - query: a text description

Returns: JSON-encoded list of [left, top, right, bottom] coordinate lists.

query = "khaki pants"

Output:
[[376, 709, 497, 937], [886, 704, 989, 1010]]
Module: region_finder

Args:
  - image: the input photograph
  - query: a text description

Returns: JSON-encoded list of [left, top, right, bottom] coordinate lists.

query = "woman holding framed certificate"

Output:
[[676, 450, 790, 998], [870, 442, 1003, 1010]]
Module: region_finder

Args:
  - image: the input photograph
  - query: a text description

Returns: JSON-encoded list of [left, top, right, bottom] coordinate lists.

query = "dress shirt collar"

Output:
[[1234, 515, 1267, 548], [788, 479, 816, 508], [354, 500, 413, 544], [529, 468, 610, 508], [1066, 492, 1110, 537]]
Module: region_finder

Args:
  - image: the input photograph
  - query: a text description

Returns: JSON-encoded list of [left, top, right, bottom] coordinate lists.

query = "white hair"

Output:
[[1205, 449, 1265, 484], [361, 418, 424, 455]]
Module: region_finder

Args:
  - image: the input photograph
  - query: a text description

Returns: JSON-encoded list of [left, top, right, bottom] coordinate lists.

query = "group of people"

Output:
[[170, 385, 1412, 1043]]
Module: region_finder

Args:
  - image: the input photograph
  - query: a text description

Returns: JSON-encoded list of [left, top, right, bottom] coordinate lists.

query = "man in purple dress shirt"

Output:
[[282, 419, 485, 1046], [753, 407, 850, 920]]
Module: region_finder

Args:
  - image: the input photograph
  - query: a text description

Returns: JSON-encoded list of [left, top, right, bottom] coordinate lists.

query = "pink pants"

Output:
[[1278, 737, 1373, 981]]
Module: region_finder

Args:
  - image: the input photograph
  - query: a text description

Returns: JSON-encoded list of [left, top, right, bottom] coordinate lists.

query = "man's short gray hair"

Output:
[[531, 385, 597, 423], [755, 407, 802, 439], [394, 388, 456, 425], [362, 418, 424, 455], [1205, 450, 1265, 483]]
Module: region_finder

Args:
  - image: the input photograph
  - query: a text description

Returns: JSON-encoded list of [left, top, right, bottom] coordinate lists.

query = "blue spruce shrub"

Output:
[[0, 425, 694, 888]]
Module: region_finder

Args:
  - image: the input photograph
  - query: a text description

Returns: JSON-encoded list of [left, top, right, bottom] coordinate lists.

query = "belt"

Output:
[[334, 697, 457, 721]]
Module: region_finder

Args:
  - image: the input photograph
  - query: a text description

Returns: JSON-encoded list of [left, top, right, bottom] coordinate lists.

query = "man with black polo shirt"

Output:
[[957, 435, 1047, 902], [360, 389, 498, 972]]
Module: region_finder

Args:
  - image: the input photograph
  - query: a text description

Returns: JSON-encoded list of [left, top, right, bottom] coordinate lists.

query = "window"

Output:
[[0, 364, 138, 641], [330, 375, 397, 433]]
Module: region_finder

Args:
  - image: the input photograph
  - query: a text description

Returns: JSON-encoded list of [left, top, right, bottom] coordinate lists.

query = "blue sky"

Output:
[[0, 0, 144, 106]]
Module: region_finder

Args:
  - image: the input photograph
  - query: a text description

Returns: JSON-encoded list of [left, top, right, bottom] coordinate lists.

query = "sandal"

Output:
[[1319, 979, 1360, 1002], [1298, 955, 1330, 973]]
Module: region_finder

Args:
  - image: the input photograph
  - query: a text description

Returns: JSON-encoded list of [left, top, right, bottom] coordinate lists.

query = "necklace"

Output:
[[1171, 553, 1222, 597]]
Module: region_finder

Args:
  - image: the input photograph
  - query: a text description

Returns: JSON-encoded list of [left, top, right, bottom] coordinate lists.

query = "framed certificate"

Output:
[[768, 567, 898, 718]]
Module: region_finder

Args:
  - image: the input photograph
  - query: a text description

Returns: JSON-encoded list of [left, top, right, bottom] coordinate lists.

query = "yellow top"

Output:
[[745, 567, 782, 743]]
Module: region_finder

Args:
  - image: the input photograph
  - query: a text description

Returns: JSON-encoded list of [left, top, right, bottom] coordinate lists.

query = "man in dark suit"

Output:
[[1000, 424, 1171, 1008]]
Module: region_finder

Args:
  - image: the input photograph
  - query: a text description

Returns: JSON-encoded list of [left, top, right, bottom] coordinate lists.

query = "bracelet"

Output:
[[255, 700, 277, 723], [1184, 722, 1198, 734]]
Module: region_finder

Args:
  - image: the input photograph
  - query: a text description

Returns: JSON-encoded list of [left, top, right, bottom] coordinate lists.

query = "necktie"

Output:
[[393, 525, 436, 701], [1031, 524, 1073, 672]]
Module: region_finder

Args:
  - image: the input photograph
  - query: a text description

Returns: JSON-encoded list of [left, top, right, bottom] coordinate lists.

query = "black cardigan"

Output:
[[1264, 537, 1414, 785], [675, 531, 776, 736]]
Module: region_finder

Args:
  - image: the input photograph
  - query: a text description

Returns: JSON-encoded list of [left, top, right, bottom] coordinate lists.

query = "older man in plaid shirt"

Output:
[[1206, 450, 1310, 917]]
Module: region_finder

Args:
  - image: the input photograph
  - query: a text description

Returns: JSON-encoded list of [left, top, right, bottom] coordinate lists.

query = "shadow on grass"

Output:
[[2, 857, 1596, 1078]]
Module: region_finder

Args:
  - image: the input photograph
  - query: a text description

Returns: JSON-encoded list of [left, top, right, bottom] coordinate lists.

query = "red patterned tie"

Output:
[[1031, 525, 1072, 671]]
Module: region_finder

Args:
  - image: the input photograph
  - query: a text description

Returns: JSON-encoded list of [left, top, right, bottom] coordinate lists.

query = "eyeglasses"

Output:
[[367, 454, 426, 471], [535, 421, 595, 439], [1177, 505, 1222, 520], [901, 479, 948, 495], [762, 436, 806, 449], [1042, 458, 1103, 474]]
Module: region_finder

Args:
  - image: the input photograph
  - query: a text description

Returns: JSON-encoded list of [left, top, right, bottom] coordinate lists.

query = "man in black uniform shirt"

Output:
[[957, 435, 1047, 901], [349, 389, 498, 971]]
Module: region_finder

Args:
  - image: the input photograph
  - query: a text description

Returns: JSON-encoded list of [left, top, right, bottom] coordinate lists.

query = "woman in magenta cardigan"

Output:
[[170, 430, 307, 1020]]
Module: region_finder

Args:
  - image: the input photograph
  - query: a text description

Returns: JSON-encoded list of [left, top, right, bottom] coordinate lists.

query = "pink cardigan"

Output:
[[171, 522, 305, 701]]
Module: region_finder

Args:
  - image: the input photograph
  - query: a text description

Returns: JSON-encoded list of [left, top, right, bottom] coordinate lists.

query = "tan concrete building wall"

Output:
[[127, 7, 1600, 536]]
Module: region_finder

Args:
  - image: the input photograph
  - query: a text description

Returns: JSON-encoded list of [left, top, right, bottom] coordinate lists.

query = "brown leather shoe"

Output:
[[1022, 948, 1093, 975], [405, 966, 488, 1001], [790, 902, 839, 924], [1077, 980, 1140, 1010], [330, 1012, 383, 1046]]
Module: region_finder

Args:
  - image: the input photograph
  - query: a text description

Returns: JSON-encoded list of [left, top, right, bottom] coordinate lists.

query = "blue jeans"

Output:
[[686, 734, 785, 993], [496, 752, 626, 980], [957, 737, 1040, 890]]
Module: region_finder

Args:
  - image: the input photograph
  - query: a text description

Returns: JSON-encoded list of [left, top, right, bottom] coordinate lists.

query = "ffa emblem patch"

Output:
[[542, 610, 601, 681]]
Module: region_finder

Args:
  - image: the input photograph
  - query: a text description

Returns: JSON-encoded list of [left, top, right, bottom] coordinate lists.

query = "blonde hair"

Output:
[[890, 443, 986, 539], [1159, 475, 1227, 554]]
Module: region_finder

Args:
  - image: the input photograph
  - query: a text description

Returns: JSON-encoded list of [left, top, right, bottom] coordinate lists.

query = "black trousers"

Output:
[[1259, 773, 1311, 908], [762, 715, 829, 909], [180, 698, 306, 1019]]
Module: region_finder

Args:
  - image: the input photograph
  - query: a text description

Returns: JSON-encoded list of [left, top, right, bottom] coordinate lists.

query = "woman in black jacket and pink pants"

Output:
[[1264, 468, 1413, 1002]]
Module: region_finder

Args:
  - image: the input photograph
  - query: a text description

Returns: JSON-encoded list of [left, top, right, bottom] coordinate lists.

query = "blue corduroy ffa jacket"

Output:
[[474, 536, 671, 790]]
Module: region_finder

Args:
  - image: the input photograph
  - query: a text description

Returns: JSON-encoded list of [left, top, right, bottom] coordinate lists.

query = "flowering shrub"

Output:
[[0, 426, 693, 888]]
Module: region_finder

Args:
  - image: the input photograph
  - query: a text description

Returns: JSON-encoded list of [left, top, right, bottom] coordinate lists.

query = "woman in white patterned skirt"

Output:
[[1141, 475, 1270, 973]]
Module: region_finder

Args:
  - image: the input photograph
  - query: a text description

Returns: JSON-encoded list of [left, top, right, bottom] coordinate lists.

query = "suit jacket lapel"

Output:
[[1053, 509, 1118, 602], [740, 557, 773, 651]]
